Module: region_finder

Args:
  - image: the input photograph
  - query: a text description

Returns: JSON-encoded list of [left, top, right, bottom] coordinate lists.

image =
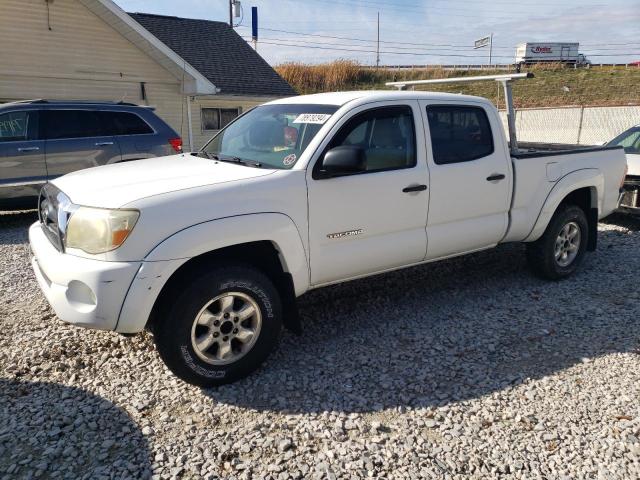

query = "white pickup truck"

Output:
[[30, 88, 627, 386]]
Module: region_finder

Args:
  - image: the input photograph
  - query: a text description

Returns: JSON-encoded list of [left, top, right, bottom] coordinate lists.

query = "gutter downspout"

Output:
[[186, 96, 194, 152]]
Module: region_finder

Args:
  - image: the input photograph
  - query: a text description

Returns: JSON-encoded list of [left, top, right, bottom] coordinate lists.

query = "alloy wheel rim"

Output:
[[190, 292, 262, 366], [554, 221, 581, 267]]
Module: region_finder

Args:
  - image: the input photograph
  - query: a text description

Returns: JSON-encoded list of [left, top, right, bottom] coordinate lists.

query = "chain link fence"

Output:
[[499, 105, 640, 145]]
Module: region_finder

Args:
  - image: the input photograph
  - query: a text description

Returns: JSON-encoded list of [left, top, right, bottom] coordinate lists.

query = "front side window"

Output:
[[328, 105, 416, 172], [202, 107, 241, 131], [0, 111, 37, 142], [427, 105, 494, 165], [44, 110, 103, 140], [202, 104, 338, 169], [609, 127, 640, 154]]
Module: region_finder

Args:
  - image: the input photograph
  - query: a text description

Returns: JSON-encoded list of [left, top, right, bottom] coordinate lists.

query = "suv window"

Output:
[[329, 106, 416, 172], [44, 110, 103, 140], [427, 106, 494, 165], [0, 110, 38, 142], [100, 111, 154, 136]]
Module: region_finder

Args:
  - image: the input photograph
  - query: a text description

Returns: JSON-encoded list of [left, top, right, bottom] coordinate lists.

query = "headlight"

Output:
[[65, 207, 139, 254]]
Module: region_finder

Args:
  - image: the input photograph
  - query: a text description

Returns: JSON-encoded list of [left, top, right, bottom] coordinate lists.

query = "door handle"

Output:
[[486, 174, 506, 181], [17, 147, 40, 153], [95, 141, 114, 146], [402, 184, 428, 193]]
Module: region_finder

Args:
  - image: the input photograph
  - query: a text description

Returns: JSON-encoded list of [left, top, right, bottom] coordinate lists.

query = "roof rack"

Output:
[[10, 99, 140, 106], [386, 73, 534, 155]]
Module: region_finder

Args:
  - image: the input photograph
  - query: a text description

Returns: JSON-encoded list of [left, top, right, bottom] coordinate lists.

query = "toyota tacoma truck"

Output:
[[30, 88, 627, 386]]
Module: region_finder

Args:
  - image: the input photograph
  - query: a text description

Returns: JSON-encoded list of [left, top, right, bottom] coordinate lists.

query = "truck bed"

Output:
[[503, 144, 626, 243]]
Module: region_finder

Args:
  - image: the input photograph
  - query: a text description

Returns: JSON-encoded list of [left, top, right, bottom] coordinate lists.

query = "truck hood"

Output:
[[52, 154, 277, 208]]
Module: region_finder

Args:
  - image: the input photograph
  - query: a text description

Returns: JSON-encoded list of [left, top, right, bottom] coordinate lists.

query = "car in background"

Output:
[[607, 125, 640, 214], [0, 100, 182, 210]]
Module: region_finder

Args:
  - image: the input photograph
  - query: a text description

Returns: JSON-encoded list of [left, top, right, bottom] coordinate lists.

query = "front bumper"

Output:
[[29, 222, 141, 331], [618, 177, 640, 215]]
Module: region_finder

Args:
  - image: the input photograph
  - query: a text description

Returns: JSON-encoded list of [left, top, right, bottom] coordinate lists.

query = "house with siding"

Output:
[[0, 0, 296, 150]]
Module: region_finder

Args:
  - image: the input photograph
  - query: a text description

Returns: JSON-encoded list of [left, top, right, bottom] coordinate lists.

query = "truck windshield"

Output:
[[201, 104, 339, 169]]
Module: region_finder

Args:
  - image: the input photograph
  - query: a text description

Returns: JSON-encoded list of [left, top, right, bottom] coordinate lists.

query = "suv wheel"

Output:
[[153, 264, 282, 387], [526, 204, 589, 280]]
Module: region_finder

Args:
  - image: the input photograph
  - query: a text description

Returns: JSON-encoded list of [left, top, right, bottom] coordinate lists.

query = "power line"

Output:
[[238, 25, 640, 51], [247, 38, 640, 59]]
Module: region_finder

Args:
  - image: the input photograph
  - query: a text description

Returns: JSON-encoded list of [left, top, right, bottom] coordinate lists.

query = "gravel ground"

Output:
[[1, 211, 640, 480]]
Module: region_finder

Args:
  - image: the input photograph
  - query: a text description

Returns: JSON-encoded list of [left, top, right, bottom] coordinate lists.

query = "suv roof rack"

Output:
[[8, 99, 141, 106]]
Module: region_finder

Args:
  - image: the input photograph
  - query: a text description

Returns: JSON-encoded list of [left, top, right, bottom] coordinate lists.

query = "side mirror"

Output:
[[318, 146, 366, 178]]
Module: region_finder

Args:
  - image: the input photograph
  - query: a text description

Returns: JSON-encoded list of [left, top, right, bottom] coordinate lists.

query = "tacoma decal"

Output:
[[327, 229, 363, 239]]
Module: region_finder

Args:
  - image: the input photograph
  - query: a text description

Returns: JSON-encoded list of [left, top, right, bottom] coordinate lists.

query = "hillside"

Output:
[[276, 61, 640, 109]]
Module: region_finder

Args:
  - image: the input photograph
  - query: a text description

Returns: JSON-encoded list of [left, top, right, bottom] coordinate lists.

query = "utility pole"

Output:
[[229, 0, 233, 27], [376, 11, 380, 68], [489, 32, 493, 65]]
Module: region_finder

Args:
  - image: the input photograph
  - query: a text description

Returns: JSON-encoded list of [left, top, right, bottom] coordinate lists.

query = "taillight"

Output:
[[169, 137, 183, 153]]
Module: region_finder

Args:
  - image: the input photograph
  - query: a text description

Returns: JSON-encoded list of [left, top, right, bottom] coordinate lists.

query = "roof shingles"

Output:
[[129, 13, 296, 97]]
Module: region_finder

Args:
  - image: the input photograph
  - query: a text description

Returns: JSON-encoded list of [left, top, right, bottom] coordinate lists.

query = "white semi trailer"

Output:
[[515, 43, 591, 66]]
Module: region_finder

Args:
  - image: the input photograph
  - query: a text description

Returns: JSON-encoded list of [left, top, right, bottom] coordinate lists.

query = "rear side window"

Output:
[[0, 110, 38, 142], [101, 111, 154, 135], [44, 110, 103, 140], [329, 106, 416, 172], [427, 106, 494, 165]]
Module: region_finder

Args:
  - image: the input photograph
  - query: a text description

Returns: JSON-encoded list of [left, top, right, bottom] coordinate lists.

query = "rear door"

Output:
[[43, 109, 121, 180], [419, 101, 511, 260], [0, 109, 46, 203]]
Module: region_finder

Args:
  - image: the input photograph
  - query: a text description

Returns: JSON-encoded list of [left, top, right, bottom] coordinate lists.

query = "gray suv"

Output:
[[0, 100, 182, 209]]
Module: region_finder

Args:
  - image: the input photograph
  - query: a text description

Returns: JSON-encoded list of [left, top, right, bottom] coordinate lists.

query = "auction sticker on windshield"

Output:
[[283, 154, 297, 166], [293, 113, 331, 124]]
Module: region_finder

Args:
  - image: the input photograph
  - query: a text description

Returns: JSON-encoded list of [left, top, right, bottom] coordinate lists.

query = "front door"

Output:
[[307, 101, 429, 286], [0, 109, 46, 207], [42, 109, 121, 180], [419, 101, 511, 260]]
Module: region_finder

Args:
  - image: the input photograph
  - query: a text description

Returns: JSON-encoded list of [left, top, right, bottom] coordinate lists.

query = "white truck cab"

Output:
[[30, 87, 627, 386]]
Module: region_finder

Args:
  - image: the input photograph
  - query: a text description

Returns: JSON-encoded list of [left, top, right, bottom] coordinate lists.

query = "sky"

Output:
[[115, 0, 640, 66]]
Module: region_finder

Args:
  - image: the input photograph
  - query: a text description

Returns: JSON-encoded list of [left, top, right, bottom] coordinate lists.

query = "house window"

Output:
[[202, 107, 241, 131]]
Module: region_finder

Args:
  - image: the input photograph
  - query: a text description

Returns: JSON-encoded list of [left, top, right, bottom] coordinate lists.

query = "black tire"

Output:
[[153, 264, 282, 387], [526, 204, 589, 280]]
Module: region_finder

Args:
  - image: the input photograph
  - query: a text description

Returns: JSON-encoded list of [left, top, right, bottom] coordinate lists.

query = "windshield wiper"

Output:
[[199, 151, 262, 168]]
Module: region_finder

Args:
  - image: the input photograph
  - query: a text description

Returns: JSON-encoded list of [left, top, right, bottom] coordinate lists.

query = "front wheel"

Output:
[[153, 264, 282, 387], [526, 204, 589, 280]]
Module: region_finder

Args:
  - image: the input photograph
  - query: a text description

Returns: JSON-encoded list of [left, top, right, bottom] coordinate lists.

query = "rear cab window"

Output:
[[426, 105, 494, 164]]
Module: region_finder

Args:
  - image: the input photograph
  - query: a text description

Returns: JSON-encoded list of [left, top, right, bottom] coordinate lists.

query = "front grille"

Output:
[[38, 184, 73, 252]]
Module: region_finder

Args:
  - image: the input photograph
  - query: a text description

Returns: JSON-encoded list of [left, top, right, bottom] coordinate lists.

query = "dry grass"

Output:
[[276, 61, 640, 108]]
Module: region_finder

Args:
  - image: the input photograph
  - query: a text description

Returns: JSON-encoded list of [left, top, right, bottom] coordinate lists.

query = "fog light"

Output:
[[65, 280, 97, 313]]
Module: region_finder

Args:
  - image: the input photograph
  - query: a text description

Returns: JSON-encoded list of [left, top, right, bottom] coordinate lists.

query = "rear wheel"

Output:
[[526, 204, 589, 280], [153, 264, 282, 387]]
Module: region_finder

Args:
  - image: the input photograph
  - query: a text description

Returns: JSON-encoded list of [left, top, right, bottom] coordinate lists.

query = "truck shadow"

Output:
[[0, 379, 153, 479], [208, 226, 639, 414]]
